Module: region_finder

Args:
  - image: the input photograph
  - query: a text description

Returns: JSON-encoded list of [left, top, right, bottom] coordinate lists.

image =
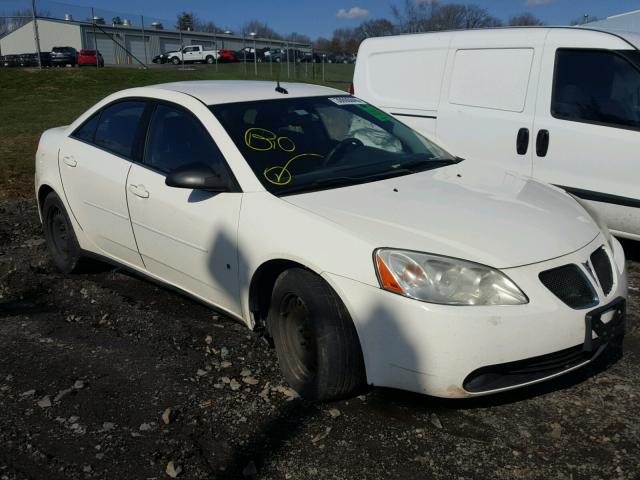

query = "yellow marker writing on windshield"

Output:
[[244, 127, 296, 153], [264, 153, 324, 186]]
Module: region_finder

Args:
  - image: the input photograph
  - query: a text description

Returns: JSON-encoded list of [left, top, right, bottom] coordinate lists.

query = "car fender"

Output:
[[238, 191, 378, 325]]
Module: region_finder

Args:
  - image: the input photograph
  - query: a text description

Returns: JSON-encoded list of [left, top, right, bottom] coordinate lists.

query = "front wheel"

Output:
[[268, 268, 366, 401], [171, 57, 180, 65], [42, 192, 85, 273]]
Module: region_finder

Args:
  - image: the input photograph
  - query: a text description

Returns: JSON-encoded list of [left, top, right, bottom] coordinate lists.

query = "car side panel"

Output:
[[58, 136, 145, 268]]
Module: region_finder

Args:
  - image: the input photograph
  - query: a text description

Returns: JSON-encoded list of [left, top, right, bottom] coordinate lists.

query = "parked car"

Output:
[[262, 48, 284, 63], [78, 49, 104, 67], [235, 48, 256, 62], [217, 49, 237, 63], [35, 81, 627, 401], [160, 45, 219, 65], [2, 54, 20, 67], [51, 46, 78, 67], [354, 27, 640, 241], [18, 53, 34, 67]]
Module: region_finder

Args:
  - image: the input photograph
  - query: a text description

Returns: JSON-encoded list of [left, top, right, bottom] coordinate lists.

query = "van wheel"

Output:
[[42, 192, 85, 273], [268, 268, 366, 401]]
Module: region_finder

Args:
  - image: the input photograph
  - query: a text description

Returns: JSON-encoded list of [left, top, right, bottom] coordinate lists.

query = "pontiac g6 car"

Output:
[[35, 81, 627, 400]]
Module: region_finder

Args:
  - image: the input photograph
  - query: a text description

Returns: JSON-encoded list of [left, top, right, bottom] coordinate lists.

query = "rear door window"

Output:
[[94, 101, 146, 158], [552, 49, 640, 130], [72, 113, 100, 143]]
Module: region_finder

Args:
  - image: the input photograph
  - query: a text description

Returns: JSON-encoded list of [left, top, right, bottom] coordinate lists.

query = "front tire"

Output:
[[42, 192, 85, 273], [268, 268, 366, 401], [171, 57, 180, 65]]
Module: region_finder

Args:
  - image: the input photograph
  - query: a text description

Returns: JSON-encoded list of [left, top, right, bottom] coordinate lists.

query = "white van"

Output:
[[353, 27, 640, 241]]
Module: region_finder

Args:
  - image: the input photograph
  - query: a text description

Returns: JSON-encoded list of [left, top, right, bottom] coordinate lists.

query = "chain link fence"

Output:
[[0, 0, 354, 86]]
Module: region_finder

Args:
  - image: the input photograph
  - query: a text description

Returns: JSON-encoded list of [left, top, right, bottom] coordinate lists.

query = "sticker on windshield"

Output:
[[355, 104, 392, 122], [328, 96, 366, 105]]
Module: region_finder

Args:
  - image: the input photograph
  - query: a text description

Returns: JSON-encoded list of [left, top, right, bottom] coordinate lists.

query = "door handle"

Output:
[[129, 184, 149, 198], [536, 129, 550, 157], [62, 155, 77, 167], [516, 128, 529, 155]]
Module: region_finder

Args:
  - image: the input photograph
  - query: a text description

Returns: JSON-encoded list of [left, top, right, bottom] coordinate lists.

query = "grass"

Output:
[[0, 63, 354, 198]]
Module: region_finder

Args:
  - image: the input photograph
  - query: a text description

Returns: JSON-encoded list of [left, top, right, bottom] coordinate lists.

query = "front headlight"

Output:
[[374, 249, 528, 306]]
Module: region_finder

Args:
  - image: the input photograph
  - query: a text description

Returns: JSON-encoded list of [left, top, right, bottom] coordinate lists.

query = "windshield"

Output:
[[210, 96, 457, 195]]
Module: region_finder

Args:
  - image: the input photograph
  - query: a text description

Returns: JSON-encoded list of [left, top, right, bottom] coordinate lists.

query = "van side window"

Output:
[[552, 49, 640, 130]]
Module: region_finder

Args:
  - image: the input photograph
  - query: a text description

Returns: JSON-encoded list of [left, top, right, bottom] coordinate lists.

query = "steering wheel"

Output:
[[322, 138, 364, 167]]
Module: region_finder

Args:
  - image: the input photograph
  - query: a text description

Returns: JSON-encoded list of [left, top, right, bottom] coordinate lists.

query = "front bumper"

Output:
[[324, 234, 627, 398]]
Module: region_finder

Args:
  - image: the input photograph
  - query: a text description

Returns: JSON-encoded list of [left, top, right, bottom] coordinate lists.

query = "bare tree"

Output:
[[509, 13, 545, 26], [354, 18, 396, 39], [0, 8, 48, 36], [240, 20, 282, 39], [285, 32, 312, 44], [391, 1, 501, 33], [313, 36, 332, 52], [175, 11, 197, 31]]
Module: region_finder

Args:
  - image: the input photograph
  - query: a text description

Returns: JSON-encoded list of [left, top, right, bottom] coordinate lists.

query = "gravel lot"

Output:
[[1, 197, 639, 480]]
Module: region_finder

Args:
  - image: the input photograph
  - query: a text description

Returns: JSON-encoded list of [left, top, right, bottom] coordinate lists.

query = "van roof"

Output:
[[361, 26, 639, 50]]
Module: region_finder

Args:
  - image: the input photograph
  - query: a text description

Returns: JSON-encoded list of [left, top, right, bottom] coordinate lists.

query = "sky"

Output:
[[5, 0, 640, 38]]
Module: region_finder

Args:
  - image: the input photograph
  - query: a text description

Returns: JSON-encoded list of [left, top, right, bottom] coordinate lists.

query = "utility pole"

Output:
[[91, 8, 98, 69], [31, 0, 42, 69], [141, 15, 148, 65]]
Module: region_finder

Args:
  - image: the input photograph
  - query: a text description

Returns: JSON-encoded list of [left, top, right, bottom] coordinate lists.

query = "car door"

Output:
[[58, 100, 147, 268], [436, 31, 547, 174], [126, 102, 243, 316], [183, 46, 197, 62], [532, 33, 640, 238]]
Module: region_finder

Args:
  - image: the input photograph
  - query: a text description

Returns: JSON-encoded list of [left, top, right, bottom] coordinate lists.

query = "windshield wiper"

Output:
[[398, 156, 464, 172], [278, 169, 414, 196]]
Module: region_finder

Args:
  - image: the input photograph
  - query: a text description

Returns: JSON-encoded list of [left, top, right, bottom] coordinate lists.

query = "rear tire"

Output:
[[42, 192, 85, 273], [206, 56, 214, 64], [268, 268, 366, 401]]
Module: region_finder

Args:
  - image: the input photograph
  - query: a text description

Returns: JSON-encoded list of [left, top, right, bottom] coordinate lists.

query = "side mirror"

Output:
[[165, 163, 230, 192]]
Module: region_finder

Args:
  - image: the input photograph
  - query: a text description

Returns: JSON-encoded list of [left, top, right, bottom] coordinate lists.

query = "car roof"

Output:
[[150, 80, 346, 105]]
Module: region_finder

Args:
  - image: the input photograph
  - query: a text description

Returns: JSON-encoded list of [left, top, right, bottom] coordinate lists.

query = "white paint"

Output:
[[353, 27, 640, 238], [35, 80, 629, 398]]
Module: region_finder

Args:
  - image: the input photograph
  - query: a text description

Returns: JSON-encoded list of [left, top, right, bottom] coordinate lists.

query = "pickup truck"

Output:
[[157, 45, 219, 65]]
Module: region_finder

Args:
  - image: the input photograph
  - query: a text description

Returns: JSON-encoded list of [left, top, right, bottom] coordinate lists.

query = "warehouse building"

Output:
[[586, 10, 640, 34], [0, 16, 310, 65]]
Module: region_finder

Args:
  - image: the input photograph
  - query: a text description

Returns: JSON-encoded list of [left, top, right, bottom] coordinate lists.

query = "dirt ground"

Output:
[[1, 197, 639, 480]]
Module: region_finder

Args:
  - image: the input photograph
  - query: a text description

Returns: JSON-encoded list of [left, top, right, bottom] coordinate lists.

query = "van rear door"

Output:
[[532, 29, 640, 239], [436, 30, 546, 175]]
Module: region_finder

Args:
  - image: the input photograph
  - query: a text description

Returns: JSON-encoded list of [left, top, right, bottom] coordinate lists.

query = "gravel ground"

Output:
[[1, 198, 639, 480]]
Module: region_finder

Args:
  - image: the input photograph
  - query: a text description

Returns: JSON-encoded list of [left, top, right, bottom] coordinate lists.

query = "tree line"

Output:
[[176, 0, 552, 54]]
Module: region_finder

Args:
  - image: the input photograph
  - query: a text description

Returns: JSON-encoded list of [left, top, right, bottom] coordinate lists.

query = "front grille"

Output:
[[463, 344, 596, 393], [539, 265, 597, 309], [591, 247, 613, 295]]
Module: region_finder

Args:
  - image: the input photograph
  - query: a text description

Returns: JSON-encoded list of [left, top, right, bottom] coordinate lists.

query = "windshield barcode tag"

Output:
[[328, 96, 366, 105]]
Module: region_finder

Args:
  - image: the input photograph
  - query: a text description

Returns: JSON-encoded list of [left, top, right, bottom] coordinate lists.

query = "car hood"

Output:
[[283, 164, 600, 269]]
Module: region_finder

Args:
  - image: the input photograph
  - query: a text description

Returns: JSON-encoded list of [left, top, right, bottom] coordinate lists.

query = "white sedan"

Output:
[[35, 81, 627, 400]]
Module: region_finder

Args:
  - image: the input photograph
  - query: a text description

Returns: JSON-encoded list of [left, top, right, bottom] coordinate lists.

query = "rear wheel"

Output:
[[268, 268, 366, 401], [42, 192, 85, 273], [206, 55, 214, 64]]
